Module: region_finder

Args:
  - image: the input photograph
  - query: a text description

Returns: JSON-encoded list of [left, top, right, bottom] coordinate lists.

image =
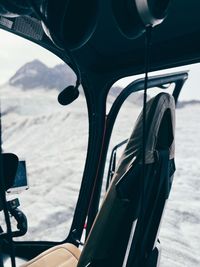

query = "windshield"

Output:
[[0, 31, 88, 241]]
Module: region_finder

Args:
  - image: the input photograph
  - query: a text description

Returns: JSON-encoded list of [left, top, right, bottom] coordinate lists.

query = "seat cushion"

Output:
[[20, 243, 81, 267]]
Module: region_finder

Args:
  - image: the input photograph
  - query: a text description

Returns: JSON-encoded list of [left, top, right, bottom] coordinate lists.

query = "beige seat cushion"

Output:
[[20, 243, 81, 267]]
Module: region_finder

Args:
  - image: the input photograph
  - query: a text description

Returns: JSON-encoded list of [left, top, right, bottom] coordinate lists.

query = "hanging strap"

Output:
[[140, 25, 152, 266]]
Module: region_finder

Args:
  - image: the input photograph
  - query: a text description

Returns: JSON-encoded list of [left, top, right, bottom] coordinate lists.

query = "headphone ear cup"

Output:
[[112, 0, 145, 39], [112, 0, 171, 39], [41, 0, 98, 50]]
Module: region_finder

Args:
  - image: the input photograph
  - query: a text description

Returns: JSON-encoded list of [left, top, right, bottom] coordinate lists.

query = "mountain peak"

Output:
[[9, 60, 75, 90]]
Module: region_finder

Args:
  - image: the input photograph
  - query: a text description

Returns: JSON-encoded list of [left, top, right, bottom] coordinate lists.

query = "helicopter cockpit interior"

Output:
[[0, 1, 199, 267]]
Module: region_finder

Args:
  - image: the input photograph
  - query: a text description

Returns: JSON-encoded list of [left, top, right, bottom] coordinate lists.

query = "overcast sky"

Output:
[[0, 30, 62, 84], [0, 29, 200, 100]]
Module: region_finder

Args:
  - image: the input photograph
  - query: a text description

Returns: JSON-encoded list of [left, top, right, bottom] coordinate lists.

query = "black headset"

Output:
[[38, 0, 99, 104], [112, 0, 171, 39]]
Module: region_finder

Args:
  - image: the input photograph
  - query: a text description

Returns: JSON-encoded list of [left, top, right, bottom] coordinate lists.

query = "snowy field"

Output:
[[1, 85, 200, 267]]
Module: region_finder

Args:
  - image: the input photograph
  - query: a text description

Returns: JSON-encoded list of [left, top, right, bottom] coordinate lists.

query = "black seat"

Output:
[[78, 92, 176, 267], [22, 92, 176, 267]]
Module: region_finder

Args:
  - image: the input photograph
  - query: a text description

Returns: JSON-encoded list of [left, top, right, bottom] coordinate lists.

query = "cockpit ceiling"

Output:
[[76, 0, 200, 77], [0, 0, 200, 80]]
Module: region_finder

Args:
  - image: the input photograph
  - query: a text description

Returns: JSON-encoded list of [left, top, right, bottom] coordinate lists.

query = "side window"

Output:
[[104, 68, 200, 266], [1, 32, 88, 241], [103, 88, 142, 195], [104, 81, 176, 193]]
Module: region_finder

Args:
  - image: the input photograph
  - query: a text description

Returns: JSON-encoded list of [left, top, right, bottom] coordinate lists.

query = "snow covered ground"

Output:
[[160, 104, 200, 267], [1, 85, 200, 266], [1, 85, 89, 241]]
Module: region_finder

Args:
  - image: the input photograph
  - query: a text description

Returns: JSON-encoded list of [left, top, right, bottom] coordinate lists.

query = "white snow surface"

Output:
[[1, 86, 200, 266]]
